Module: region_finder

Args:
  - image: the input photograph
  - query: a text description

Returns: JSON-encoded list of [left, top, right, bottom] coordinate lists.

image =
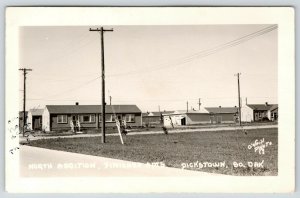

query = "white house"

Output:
[[241, 102, 278, 122]]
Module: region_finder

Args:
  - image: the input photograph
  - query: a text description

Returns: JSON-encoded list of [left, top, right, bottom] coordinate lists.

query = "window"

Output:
[[90, 114, 95, 122], [83, 115, 90, 122], [105, 114, 113, 122], [125, 114, 135, 122], [80, 114, 96, 123], [57, 115, 67, 123], [99, 114, 123, 122]]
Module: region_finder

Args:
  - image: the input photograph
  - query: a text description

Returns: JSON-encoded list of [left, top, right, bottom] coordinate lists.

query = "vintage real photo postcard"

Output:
[[5, 7, 295, 193]]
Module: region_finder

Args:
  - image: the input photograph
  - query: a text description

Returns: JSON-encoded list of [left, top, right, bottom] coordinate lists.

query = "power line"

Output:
[[107, 25, 277, 77], [30, 31, 94, 67], [31, 76, 100, 101]]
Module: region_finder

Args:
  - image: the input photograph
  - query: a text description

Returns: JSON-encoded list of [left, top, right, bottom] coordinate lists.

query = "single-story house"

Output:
[[205, 106, 239, 124], [269, 104, 278, 121], [42, 104, 142, 132], [142, 111, 173, 126], [163, 109, 212, 127], [241, 102, 278, 122], [27, 109, 44, 131]]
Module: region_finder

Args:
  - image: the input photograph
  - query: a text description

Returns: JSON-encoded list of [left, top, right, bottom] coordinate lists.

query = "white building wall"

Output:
[[267, 110, 272, 120], [241, 105, 253, 122], [163, 114, 185, 127], [27, 111, 33, 130], [42, 107, 50, 132]]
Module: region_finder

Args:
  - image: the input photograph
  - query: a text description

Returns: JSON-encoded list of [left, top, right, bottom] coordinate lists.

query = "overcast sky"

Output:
[[19, 25, 277, 112]]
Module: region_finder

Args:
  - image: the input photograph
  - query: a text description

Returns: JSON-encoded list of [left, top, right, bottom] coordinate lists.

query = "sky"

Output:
[[19, 25, 277, 112]]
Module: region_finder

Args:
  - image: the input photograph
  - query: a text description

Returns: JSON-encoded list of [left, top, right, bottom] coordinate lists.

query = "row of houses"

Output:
[[23, 102, 278, 132], [144, 102, 278, 127]]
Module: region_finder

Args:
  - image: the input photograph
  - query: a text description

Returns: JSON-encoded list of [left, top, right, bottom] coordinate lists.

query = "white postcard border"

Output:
[[5, 7, 295, 193]]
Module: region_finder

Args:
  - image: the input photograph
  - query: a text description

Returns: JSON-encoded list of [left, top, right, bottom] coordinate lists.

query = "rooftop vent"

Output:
[[76, 102, 79, 105]]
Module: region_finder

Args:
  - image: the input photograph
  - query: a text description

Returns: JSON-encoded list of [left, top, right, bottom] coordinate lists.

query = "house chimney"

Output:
[[76, 102, 79, 105], [219, 106, 221, 108], [265, 102, 268, 106]]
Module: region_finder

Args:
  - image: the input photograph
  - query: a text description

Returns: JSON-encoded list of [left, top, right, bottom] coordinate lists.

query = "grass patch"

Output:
[[28, 128, 278, 176]]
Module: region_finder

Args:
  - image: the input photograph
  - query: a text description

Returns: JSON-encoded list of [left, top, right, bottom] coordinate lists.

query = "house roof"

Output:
[[143, 111, 174, 117], [246, 104, 277, 111], [152, 111, 174, 116], [162, 109, 209, 115], [270, 104, 278, 111], [205, 107, 238, 114], [46, 105, 141, 114], [186, 109, 209, 114], [29, 109, 44, 116]]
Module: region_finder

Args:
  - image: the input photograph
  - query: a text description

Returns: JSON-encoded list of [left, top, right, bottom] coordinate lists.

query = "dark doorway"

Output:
[[217, 116, 222, 124], [181, 117, 186, 125], [32, 116, 42, 130]]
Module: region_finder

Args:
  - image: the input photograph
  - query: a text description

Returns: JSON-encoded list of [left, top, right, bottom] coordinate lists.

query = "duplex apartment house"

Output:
[[42, 104, 142, 132]]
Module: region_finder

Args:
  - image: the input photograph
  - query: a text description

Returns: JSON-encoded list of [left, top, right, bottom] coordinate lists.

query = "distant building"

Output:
[[205, 107, 239, 124], [142, 111, 173, 126], [163, 109, 211, 127], [162, 107, 237, 127], [241, 102, 278, 122], [42, 104, 142, 132]]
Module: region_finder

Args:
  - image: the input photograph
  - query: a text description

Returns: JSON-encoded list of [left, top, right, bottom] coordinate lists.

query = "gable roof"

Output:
[[246, 104, 277, 111], [29, 109, 44, 116], [270, 104, 278, 111], [161, 109, 209, 115], [186, 109, 209, 114], [143, 111, 174, 117], [205, 107, 238, 114], [46, 105, 141, 114]]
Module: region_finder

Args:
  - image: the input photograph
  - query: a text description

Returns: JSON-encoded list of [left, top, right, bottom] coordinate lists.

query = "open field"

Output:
[[28, 128, 278, 176]]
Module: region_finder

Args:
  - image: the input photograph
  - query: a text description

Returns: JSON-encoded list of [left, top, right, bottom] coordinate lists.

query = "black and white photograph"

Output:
[[5, 7, 295, 193]]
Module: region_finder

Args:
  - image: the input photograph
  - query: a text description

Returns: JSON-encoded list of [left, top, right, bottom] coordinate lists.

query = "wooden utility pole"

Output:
[[89, 27, 113, 143], [235, 73, 242, 126], [198, 98, 201, 110], [186, 101, 189, 113], [19, 68, 32, 137]]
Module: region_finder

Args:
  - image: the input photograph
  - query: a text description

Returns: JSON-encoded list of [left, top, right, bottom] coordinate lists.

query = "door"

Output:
[[181, 117, 186, 125], [217, 116, 222, 124], [210, 116, 215, 124], [33, 116, 42, 130]]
